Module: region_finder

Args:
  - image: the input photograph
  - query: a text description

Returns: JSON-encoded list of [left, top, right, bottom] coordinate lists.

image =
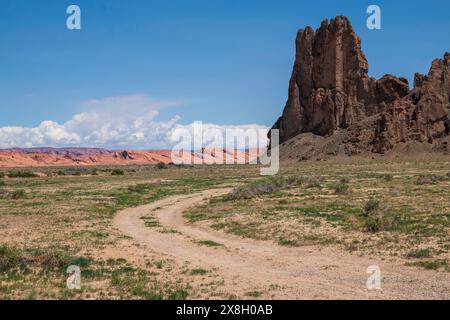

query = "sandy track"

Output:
[[114, 189, 450, 299]]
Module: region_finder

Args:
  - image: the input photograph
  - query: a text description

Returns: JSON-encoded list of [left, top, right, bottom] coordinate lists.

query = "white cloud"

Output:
[[169, 122, 269, 150], [0, 95, 269, 150]]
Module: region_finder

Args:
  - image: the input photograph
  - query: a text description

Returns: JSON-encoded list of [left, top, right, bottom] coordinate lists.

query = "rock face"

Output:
[[373, 53, 450, 152], [271, 16, 450, 157]]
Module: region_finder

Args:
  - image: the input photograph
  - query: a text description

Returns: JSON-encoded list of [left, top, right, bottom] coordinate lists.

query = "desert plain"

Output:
[[0, 157, 449, 299]]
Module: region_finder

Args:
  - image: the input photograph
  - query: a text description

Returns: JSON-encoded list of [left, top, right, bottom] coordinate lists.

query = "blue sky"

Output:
[[0, 0, 449, 148]]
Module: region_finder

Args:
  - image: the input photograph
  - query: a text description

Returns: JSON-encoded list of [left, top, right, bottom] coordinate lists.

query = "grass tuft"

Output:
[[333, 183, 351, 195]]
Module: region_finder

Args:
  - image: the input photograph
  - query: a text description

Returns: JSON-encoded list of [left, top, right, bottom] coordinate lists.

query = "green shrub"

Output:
[[195, 240, 223, 247], [0, 172, 4, 178], [305, 177, 322, 188], [0, 244, 27, 271], [0, 180, 5, 187], [415, 174, 445, 185], [10, 190, 26, 199], [128, 184, 153, 193], [362, 198, 380, 217], [0, 189, 8, 199], [111, 169, 124, 176], [0, 244, 91, 272], [7, 170, 38, 178], [334, 183, 350, 195], [340, 177, 351, 183], [406, 248, 432, 258], [278, 238, 299, 247], [363, 216, 383, 233], [382, 174, 393, 182], [59, 168, 91, 176], [156, 162, 167, 170], [411, 259, 449, 271], [0, 189, 28, 200], [361, 198, 391, 233], [190, 268, 208, 275], [34, 249, 91, 271]]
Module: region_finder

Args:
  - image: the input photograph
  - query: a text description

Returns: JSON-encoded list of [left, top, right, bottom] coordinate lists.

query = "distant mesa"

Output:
[[270, 16, 450, 160], [0, 148, 263, 168]]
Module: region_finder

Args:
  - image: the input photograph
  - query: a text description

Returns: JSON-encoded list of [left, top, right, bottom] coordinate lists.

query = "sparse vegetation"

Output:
[[56, 168, 93, 176], [305, 177, 322, 188], [195, 240, 223, 247], [141, 215, 160, 228], [7, 170, 38, 178], [0, 164, 260, 299], [333, 183, 350, 195], [128, 183, 154, 193], [224, 176, 304, 200], [408, 259, 450, 272], [406, 248, 432, 259], [246, 291, 263, 298], [10, 189, 26, 199], [278, 238, 299, 247], [363, 215, 383, 233], [0, 189, 27, 200], [360, 198, 388, 233], [156, 162, 167, 170], [1, 160, 450, 299], [110, 265, 189, 299], [362, 198, 380, 217], [190, 268, 208, 275], [111, 169, 125, 176], [183, 160, 450, 273], [340, 177, 351, 183], [0, 244, 91, 273], [0, 189, 8, 199], [415, 174, 445, 185]]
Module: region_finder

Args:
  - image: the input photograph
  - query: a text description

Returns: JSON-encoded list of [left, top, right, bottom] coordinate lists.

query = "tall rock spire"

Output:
[[271, 16, 450, 156]]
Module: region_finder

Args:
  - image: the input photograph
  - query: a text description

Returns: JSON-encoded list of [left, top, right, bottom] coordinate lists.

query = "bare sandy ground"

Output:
[[114, 189, 450, 299]]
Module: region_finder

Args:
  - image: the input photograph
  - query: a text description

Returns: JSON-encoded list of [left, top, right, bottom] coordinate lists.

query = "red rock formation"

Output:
[[373, 53, 450, 152], [271, 16, 450, 156], [0, 148, 263, 168]]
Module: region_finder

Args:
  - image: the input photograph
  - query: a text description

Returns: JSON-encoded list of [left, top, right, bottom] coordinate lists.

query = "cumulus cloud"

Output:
[[0, 95, 269, 150], [169, 122, 269, 150]]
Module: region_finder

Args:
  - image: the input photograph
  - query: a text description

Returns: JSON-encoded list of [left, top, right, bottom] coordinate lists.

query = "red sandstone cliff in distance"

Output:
[[0, 148, 264, 168]]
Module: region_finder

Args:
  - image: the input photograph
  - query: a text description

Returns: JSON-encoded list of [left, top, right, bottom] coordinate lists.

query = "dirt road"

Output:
[[114, 188, 450, 299]]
